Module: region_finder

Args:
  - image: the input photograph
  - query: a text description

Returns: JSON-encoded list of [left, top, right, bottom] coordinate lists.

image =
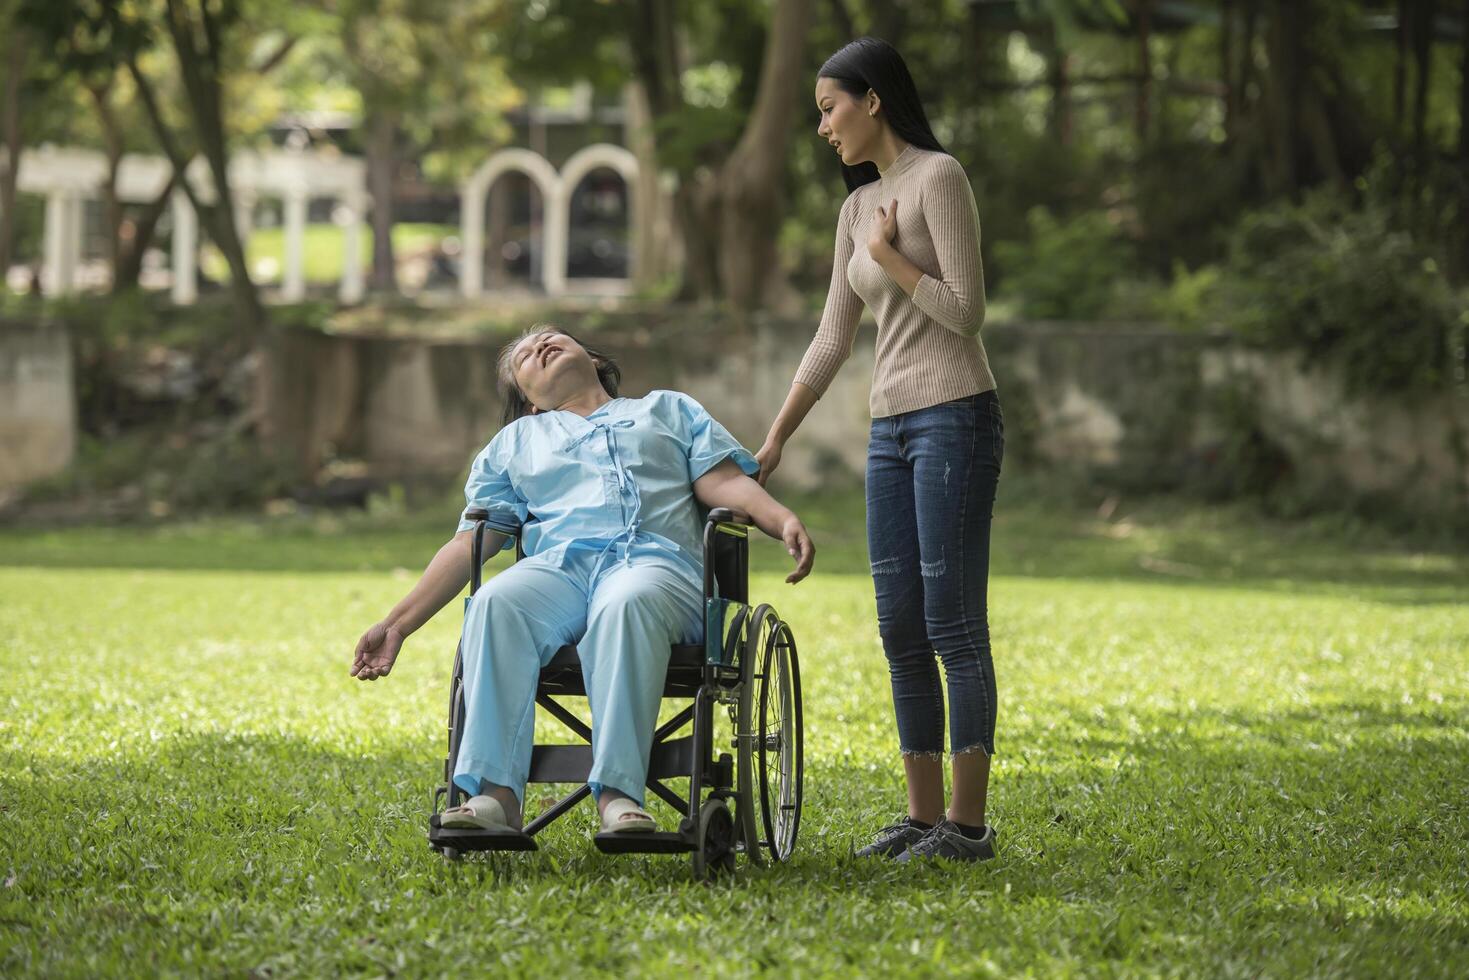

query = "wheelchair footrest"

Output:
[[592, 830, 696, 855], [428, 814, 539, 852]]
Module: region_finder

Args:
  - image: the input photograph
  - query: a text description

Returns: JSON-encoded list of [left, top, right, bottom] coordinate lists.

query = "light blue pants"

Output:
[[452, 547, 703, 807]]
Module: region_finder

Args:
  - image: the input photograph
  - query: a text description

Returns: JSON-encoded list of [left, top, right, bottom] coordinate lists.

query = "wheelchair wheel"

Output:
[[755, 620, 803, 862], [734, 605, 779, 866], [690, 798, 736, 880], [445, 645, 467, 809]]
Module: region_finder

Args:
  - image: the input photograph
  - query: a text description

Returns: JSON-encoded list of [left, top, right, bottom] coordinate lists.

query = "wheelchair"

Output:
[[428, 506, 804, 877]]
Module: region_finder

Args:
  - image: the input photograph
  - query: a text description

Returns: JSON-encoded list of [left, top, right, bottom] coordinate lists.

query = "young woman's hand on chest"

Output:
[[865, 194, 928, 261]]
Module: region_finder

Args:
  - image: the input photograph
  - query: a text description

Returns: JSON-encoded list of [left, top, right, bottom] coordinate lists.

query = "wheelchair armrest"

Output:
[[706, 507, 754, 527], [463, 510, 525, 595]]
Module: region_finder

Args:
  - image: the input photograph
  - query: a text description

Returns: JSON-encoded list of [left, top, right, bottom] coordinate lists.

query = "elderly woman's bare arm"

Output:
[[351, 527, 509, 679], [692, 459, 814, 583]]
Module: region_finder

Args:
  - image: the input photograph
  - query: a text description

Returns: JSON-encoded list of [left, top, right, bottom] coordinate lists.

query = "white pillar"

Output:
[[338, 197, 364, 304], [65, 194, 84, 293], [170, 191, 198, 305], [40, 193, 62, 295], [42, 192, 65, 295], [460, 182, 484, 298], [544, 186, 569, 297], [41, 192, 64, 296], [283, 189, 307, 302], [234, 191, 256, 248], [42, 192, 81, 297]]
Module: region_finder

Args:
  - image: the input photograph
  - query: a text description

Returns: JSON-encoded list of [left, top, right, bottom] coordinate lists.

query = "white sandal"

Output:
[[601, 797, 656, 833], [441, 794, 514, 832]]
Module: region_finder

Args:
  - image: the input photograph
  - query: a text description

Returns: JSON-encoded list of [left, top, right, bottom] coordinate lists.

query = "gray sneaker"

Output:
[[855, 818, 931, 858], [895, 819, 997, 863]]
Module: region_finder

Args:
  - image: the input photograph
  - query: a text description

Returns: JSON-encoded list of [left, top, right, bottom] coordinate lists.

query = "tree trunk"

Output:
[[114, 173, 177, 293], [1260, 0, 1307, 195], [629, 0, 714, 301], [162, 0, 264, 336], [1240, 0, 1259, 108], [826, 0, 855, 41], [718, 0, 814, 312], [629, 0, 681, 117], [1050, 38, 1072, 145], [87, 81, 126, 284], [1135, 0, 1153, 143], [1221, 0, 1235, 143], [624, 80, 675, 290], [365, 107, 398, 293], [1412, 0, 1438, 157], [1460, 0, 1469, 163], [675, 179, 721, 302], [873, 1, 908, 51], [0, 24, 25, 278], [1395, 0, 1410, 124]]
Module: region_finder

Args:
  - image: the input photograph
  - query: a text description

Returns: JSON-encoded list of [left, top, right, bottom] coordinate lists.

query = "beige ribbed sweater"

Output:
[[794, 145, 995, 418]]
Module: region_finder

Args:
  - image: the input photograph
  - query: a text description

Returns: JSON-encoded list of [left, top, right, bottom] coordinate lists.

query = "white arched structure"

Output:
[[4, 144, 367, 304], [460, 143, 637, 299]]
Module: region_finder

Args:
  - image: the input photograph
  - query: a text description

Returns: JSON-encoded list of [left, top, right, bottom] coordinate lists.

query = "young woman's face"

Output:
[[509, 329, 595, 409], [815, 76, 879, 166]]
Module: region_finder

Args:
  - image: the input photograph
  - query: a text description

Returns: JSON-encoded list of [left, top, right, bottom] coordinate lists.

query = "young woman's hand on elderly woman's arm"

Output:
[[693, 459, 815, 584], [351, 527, 509, 680], [756, 382, 820, 487]]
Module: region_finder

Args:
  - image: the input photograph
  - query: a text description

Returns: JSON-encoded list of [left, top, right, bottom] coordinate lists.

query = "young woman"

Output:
[[352, 326, 814, 840], [756, 38, 1002, 862]]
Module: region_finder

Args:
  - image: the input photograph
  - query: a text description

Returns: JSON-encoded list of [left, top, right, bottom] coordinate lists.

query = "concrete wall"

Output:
[[6, 312, 1462, 518], [0, 319, 75, 492], [263, 315, 1469, 517]]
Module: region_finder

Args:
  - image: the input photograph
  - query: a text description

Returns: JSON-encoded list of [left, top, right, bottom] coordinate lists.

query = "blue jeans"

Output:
[[866, 391, 1003, 758]]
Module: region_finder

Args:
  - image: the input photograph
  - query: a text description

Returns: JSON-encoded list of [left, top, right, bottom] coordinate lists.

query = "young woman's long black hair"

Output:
[[818, 37, 946, 192]]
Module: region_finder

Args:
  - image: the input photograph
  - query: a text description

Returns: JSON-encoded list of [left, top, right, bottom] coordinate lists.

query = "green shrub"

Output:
[[1133, 141, 1252, 274], [23, 427, 297, 517], [1217, 191, 1468, 396], [993, 207, 1133, 320], [1151, 261, 1225, 331]]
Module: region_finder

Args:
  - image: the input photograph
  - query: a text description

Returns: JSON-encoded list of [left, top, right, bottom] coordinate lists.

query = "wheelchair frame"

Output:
[[427, 507, 803, 877]]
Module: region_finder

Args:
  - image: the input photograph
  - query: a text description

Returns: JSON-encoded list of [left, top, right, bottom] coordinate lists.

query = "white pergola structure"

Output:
[[459, 143, 638, 299], [4, 144, 367, 304], [228, 149, 367, 303]]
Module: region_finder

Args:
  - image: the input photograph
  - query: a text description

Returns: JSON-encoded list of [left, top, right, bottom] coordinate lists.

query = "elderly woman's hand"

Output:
[[780, 515, 815, 584], [351, 621, 406, 680]]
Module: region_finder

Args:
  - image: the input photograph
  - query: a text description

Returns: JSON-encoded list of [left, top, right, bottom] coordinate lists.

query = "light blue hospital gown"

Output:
[[453, 390, 759, 806]]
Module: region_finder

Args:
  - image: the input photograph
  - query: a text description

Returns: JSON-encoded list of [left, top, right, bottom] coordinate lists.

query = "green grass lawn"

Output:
[[199, 223, 456, 285], [2, 488, 1467, 975]]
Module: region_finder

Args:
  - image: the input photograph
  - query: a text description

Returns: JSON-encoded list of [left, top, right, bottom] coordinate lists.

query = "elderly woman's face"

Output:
[[509, 330, 594, 406]]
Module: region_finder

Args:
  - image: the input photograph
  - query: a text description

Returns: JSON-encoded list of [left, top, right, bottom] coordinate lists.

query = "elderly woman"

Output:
[[351, 325, 814, 840]]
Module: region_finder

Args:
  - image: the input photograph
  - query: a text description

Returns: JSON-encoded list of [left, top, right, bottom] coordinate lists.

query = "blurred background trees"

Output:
[[5, 1, 1467, 314], [2, 0, 1467, 511]]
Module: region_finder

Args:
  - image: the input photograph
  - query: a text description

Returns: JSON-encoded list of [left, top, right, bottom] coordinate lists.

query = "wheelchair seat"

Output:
[[540, 642, 706, 697]]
